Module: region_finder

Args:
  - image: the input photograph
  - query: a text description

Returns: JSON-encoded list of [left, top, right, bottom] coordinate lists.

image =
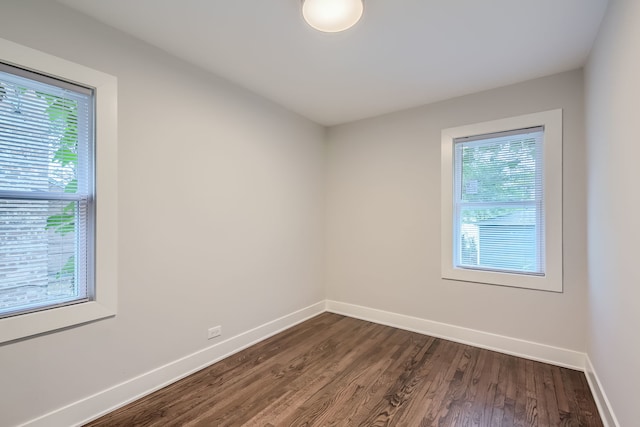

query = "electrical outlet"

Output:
[[208, 325, 222, 340]]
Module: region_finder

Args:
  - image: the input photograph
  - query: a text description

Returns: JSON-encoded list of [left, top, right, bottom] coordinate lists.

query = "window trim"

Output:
[[441, 109, 563, 292], [0, 38, 117, 343]]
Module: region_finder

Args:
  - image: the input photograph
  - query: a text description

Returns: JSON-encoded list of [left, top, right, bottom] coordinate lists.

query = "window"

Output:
[[0, 63, 94, 318], [441, 110, 562, 292], [0, 38, 117, 343], [454, 127, 544, 274]]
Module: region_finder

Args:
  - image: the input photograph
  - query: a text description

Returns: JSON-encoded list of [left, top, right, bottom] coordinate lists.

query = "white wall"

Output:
[[585, 0, 640, 425], [326, 70, 588, 352], [0, 1, 325, 426]]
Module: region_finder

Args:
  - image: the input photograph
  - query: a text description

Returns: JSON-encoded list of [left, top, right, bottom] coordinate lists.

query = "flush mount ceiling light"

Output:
[[302, 0, 364, 33]]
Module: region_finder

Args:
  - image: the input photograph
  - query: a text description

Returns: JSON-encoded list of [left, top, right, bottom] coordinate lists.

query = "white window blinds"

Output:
[[453, 127, 544, 275], [0, 62, 94, 318]]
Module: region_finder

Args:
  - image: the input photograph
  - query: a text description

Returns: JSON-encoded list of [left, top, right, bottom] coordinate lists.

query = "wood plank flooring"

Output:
[[85, 313, 602, 426]]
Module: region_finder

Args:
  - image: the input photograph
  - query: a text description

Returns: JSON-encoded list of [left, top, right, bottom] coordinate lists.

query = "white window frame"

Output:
[[441, 109, 562, 292], [0, 38, 117, 343]]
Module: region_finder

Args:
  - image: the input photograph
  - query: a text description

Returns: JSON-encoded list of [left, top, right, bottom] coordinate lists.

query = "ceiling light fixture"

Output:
[[302, 0, 364, 33]]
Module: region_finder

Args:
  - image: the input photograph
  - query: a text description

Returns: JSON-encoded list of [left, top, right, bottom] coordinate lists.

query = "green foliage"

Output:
[[462, 207, 512, 223], [55, 256, 75, 280], [53, 147, 78, 167], [46, 201, 78, 236], [36, 91, 80, 278], [460, 138, 537, 224], [64, 179, 78, 193], [461, 139, 536, 202]]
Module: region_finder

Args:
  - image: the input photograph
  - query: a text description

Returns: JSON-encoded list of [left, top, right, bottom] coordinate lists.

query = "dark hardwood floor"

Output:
[[85, 313, 602, 426]]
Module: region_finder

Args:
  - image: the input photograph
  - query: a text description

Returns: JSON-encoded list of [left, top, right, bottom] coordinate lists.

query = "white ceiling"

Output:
[[58, 0, 608, 126]]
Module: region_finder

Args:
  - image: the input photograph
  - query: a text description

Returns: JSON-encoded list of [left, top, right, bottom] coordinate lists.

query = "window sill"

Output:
[[442, 265, 562, 292], [0, 301, 115, 343]]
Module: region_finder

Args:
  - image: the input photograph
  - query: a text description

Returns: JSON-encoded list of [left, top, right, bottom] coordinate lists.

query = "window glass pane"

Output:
[[458, 131, 541, 203], [453, 128, 544, 276], [458, 206, 541, 273], [0, 72, 89, 194], [0, 199, 88, 315]]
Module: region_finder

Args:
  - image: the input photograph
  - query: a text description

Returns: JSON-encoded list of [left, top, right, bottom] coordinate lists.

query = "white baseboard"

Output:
[[326, 300, 586, 370], [19, 301, 326, 427], [584, 355, 620, 427]]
